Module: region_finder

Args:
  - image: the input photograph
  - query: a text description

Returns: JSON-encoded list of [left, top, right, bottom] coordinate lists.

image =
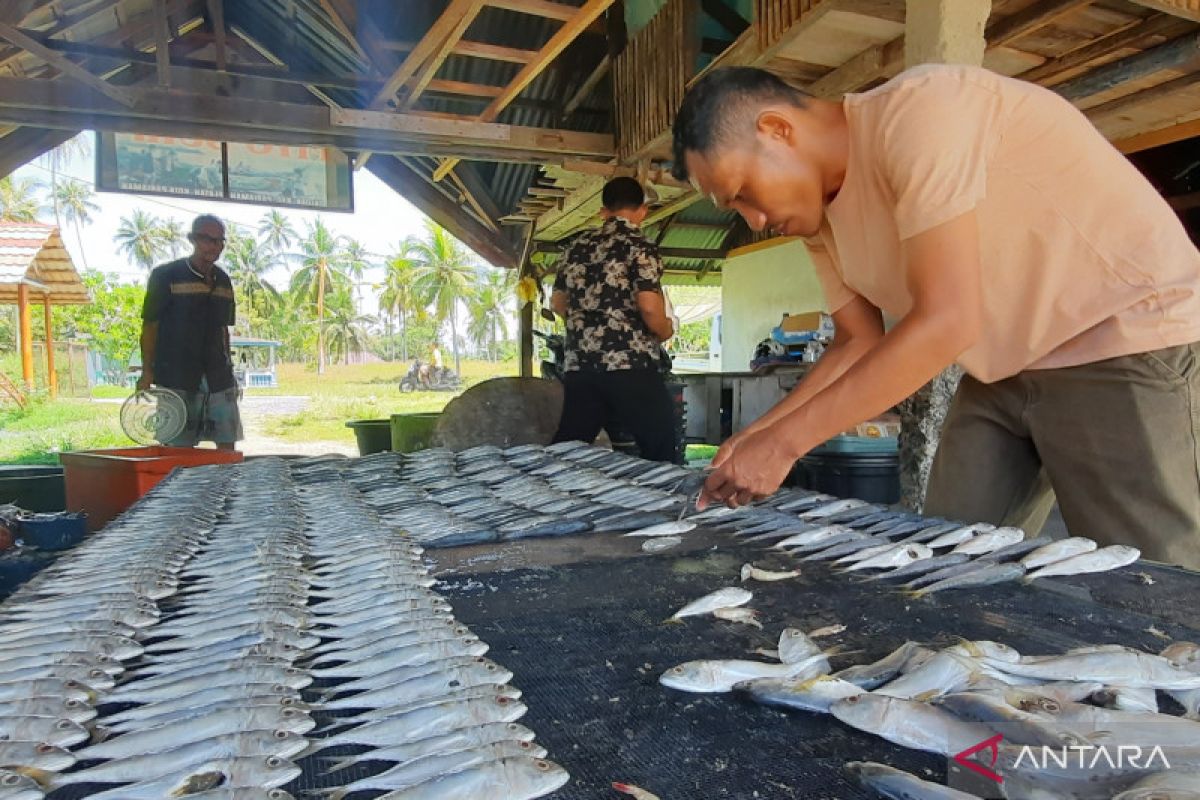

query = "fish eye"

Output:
[[497, 697, 510, 705], [672, 667, 683, 674], [2, 774, 19, 785], [267, 757, 283, 767], [536, 760, 550, 770], [270, 792, 286, 799], [274, 730, 288, 739], [520, 741, 533, 749], [36, 743, 53, 753], [486, 665, 496, 671], [65, 700, 80, 708], [1039, 699, 1060, 713], [56, 721, 72, 729]]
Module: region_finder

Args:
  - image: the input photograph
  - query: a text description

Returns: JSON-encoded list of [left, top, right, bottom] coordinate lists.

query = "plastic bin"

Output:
[[0, 550, 55, 600], [794, 437, 900, 505], [59, 446, 244, 532], [17, 512, 87, 551], [391, 413, 441, 454], [0, 466, 66, 512], [345, 419, 394, 456]]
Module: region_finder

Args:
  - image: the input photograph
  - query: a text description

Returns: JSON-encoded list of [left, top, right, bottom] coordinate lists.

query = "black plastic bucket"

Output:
[[795, 451, 900, 505], [0, 466, 66, 512], [345, 419, 394, 456]]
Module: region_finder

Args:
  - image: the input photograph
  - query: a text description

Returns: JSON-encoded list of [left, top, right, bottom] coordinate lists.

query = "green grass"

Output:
[[261, 359, 517, 444], [90, 385, 131, 399], [0, 398, 125, 464]]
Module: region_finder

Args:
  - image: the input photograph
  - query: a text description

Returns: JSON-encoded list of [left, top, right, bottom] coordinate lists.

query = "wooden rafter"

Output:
[[985, 0, 1095, 49], [1115, 116, 1200, 152], [204, 0, 226, 71], [0, 74, 615, 162], [400, 0, 486, 112], [1054, 30, 1200, 101], [153, 0, 171, 86], [1126, 0, 1200, 23], [1085, 71, 1200, 120], [432, 0, 615, 182], [562, 53, 609, 118], [385, 38, 539, 64], [0, 21, 134, 105], [314, 0, 368, 61], [369, 0, 483, 110], [1017, 13, 1181, 85]]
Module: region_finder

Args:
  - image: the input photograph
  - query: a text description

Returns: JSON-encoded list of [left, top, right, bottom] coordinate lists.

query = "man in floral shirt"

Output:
[[550, 177, 677, 461]]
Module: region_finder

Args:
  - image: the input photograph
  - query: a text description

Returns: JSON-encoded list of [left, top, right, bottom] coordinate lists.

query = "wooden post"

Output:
[[519, 302, 534, 378], [17, 283, 33, 389], [896, 0, 989, 511], [43, 298, 56, 399]]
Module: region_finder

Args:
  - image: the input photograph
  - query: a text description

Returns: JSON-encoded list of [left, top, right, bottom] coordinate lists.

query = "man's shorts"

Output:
[[162, 377, 243, 446]]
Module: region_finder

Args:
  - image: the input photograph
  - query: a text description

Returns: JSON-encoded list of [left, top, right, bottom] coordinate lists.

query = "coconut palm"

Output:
[[380, 237, 423, 362], [224, 228, 279, 320], [410, 221, 476, 376], [52, 179, 99, 268], [290, 218, 350, 374], [158, 217, 188, 257], [467, 267, 516, 361], [40, 133, 91, 230], [0, 176, 43, 223], [257, 209, 296, 255], [114, 209, 167, 269], [322, 288, 374, 365]]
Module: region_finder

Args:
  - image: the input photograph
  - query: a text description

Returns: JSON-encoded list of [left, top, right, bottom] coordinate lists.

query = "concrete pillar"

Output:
[[904, 0, 990, 68], [896, 0, 989, 511], [17, 283, 33, 389]]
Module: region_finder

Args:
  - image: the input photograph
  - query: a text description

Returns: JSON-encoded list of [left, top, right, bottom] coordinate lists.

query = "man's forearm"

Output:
[[140, 323, 157, 379], [774, 313, 971, 459], [739, 336, 874, 437]]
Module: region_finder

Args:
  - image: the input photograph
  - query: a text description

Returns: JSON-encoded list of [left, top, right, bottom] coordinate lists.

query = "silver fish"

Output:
[[328, 740, 548, 798], [830, 694, 994, 756], [660, 652, 831, 694], [318, 722, 538, 774], [1020, 537, 1099, 569], [737, 674, 862, 713], [846, 761, 980, 799], [369, 756, 569, 800], [1024, 545, 1140, 581], [0, 717, 88, 749], [307, 695, 527, 753], [950, 526, 1024, 555], [834, 642, 929, 690], [667, 587, 752, 621], [909, 562, 1027, 598], [80, 708, 314, 761]]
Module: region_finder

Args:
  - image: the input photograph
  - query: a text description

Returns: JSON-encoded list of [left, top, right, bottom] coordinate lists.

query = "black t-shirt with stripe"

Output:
[[142, 258, 236, 393]]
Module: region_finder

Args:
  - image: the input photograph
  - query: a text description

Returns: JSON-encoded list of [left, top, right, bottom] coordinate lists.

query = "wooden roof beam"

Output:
[[0, 21, 134, 105], [314, 0, 368, 61], [1085, 71, 1200, 121], [1017, 13, 1181, 85], [1115, 116, 1200, 152], [1126, 1, 1200, 23], [400, 0, 487, 111], [1054, 30, 1200, 101], [370, 0, 484, 110], [0, 126, 76, 178], [383, 38, 540, 64], [0, 73, 615, 162], [204, 0, 226, 71], [562, 53, 609, 118], [432, 0, 615, 182], [485, 0, 607, 32], [985, 0, 1096, 49]]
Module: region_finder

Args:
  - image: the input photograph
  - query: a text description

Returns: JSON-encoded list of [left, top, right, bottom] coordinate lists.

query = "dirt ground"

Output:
[[236, 395, 357, 458]]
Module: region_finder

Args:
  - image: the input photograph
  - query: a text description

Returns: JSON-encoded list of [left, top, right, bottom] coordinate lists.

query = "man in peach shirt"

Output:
[[674, 65, 1200, 568]]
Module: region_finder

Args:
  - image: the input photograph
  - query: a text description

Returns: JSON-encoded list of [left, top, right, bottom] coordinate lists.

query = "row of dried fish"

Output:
[[0, 463, 233, 799]]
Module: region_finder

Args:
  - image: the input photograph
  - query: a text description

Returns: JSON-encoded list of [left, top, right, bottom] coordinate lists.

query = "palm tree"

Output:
[[0, 176, 43, 222], [290, 218, 350, 374], [258, 209, 296, 255], [380, 238, 423, 362], [322, 288, 374, 365], [114, 209, 166, 269], [224, 229, 279, 321], [411, 221, 476, 376], [53, 179, 98, 268], [467, 267, 516, 361], [158, 217, 188, 257], [39, 133, 91, 230]]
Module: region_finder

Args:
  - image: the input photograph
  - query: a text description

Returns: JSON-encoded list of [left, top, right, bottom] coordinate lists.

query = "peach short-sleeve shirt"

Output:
[[810, 64, 1200, 383]]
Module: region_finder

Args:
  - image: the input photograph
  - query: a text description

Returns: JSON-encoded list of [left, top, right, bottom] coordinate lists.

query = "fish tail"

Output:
[[318, 756, 353, 775], [13, 767, 56, 789], [903, 588, 929, 600], [661, 617, 683, 626]]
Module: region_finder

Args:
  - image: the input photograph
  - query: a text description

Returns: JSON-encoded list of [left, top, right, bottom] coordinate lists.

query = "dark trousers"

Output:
[[553, 369, 676, 462]]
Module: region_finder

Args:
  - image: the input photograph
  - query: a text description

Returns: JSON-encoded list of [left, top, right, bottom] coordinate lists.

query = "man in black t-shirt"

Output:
[[138, 214, 242, 449], [549, 178, 677, 462]]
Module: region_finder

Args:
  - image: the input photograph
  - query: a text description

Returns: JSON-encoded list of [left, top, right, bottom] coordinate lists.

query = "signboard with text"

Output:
[[95, 133, 353, 212]]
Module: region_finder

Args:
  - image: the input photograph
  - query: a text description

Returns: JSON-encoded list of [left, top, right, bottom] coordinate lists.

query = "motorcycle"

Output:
[[399, 361, 463, 393]]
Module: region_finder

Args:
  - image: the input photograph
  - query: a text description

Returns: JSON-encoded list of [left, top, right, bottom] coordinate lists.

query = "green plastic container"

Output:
[[390, 413, 441, 454], [345, 419, 394, 456], [0, 466, 66, 512]]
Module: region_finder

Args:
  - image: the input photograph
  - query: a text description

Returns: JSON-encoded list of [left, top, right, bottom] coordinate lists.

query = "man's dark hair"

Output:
[[671, 67, 810, 181], [191, 214, 224, 234], [601, 177, 645, 211]]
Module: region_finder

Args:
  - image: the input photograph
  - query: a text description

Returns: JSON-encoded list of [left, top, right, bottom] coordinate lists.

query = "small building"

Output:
[[0, 222, 89, 398], [231, 335, 281, 389]]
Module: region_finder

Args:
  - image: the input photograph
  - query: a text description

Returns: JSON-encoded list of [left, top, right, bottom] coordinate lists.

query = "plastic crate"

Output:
[[59, 446, 244, 532]]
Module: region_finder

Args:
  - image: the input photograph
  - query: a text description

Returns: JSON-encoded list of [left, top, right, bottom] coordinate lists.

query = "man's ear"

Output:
[[755, 109, 792, 144]]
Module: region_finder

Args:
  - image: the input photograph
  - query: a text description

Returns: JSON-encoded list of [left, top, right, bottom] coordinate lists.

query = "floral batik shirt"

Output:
[[552, 216, 665, 373]]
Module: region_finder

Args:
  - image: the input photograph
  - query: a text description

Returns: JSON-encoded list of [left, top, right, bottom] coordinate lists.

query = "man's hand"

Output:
[[697, 426, 801, 510], [136, 371, 153, 392]]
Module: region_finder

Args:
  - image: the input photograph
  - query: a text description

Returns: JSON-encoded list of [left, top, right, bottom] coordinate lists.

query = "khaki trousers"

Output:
[[925, 343, 1200, 570]]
